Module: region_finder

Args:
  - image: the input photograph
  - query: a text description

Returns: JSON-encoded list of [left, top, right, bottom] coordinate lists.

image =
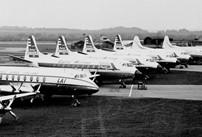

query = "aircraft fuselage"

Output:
[[0, 66, 99, 96]]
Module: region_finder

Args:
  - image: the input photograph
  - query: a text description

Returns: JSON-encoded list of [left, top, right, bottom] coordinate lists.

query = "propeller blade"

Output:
[[31, 84, 41, 93], [10, 83, 23, 93], [9, 111, 18, 120], [0, 117, 2, 123], [10, 83, 16, 93], [30, 98, 34, 103], [17, 83, 23, 91], [7, 95, 16, 108], [36, 84, 41, 93]]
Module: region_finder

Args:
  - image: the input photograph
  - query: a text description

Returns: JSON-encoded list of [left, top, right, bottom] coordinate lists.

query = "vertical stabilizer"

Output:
[[113, 34, 125, 51], [82, 35, 96, 53], [132, 36, 147, 49], [162, 36, 174, 49], [24, 35, 41, 59], [55, 36, 70, 56]]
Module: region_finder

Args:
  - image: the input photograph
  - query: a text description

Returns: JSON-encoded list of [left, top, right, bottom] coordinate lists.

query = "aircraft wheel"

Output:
[[88, 94, 92, 97], [72, 99, 81, 107]]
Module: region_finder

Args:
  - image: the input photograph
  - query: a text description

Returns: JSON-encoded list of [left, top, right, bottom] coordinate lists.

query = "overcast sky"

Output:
[[0, 0, 202, 31]]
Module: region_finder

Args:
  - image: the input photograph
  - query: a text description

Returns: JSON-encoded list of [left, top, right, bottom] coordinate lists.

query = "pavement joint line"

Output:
[[98, 106, 107, 137], [81, 110, 87, 137]]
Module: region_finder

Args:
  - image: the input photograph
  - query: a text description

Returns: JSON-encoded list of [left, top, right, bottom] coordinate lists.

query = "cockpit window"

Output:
[[122, 63, 133, 67], [182, 52, 188, 55], [146, 58, 155, 62], [75, 74, 87, 79]]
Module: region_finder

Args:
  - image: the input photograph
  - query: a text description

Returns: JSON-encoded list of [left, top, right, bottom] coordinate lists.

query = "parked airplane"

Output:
[[162, 36, 202, 61], [132, 36, 191, 67], [10, 35, 140, 88], [0, 66, 99, 106], [109, 34, 174, 71], [0, 92, 37, 123], [81, 35, 163, 74], [99, 34, 178, 72]]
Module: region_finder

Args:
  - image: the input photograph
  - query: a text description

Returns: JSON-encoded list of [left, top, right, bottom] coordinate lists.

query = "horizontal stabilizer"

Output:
[[77, 51, 88, 55], [51, 54, 60, 58], [102, 48, 116, 52], [9, 55, 33, 63]]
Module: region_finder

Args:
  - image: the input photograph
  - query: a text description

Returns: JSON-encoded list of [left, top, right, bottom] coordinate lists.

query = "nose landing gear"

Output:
[[71, 95, 81, 107]]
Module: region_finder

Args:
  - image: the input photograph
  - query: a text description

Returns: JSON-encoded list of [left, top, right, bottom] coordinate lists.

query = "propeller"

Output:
[[30, 84, 41, 103], [9, 111, 18, 120], [10, 82, 23, 93], [4, 95, 18, 120]]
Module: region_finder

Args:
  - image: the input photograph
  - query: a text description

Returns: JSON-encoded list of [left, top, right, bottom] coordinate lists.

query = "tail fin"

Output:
[[162, 36, 173, 49], [24, 35, 41, 59], [82, 35, 97, 53], [132, 36, 147, 49], [113, 34, 125, 51], [55, 36, 70, 56]]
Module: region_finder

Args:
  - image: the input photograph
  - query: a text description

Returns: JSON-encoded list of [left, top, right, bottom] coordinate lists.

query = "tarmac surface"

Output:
[[0, 65, 202, 137], [97, 84, 202, 101]]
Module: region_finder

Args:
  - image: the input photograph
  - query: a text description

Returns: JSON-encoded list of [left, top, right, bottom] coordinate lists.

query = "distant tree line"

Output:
[[0, 26, 202, 42]]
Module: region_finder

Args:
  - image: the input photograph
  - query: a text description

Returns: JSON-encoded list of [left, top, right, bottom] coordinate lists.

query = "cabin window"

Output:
[[12, 75, 15, 81], [24, 76, 26, 81], [30, 76, 33, 82], [17, 75, 20, 81], [36, 76, 39, 82], [75, 74, 79, 79], [6, 75, 9, 80], [43, 77, 46, 83]]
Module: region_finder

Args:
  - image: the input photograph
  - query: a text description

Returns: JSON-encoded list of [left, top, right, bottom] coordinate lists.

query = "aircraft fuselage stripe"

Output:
[[0, 73, 93, 86]]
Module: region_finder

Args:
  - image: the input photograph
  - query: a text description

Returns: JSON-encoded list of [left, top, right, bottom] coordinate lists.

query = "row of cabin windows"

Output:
[[0, 74, 46, 83]]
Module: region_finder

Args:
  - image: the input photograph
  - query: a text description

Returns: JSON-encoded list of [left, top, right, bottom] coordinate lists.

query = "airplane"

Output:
[[0, 92, 37, 123], [162, 36, 202, 61], [10, 35, 143, 88], [110, 35, 179, 70], [80, 35, 164, 74], [0, 66, 99, 106], [131, 36, 191, 68]]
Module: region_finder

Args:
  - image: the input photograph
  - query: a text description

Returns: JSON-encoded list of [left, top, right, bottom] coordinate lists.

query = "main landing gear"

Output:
[[71, 95, 81, 107], [181, 64, 188, 68], [119, 79, 126, 88]]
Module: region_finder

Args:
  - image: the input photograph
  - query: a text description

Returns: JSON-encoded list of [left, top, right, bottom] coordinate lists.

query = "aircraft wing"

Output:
[[9, 55, 33, 63], [0, 92, 36, 102], [0, 83, 41, 94]]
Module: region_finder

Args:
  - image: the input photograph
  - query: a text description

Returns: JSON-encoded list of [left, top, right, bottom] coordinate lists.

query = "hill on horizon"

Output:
[[0, 26, 202, 41]]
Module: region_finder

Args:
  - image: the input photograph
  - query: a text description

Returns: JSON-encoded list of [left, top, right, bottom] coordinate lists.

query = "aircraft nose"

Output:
[[134, 70, 146, 80], [157, 64, 163, 69], [86, 84, 99, 95], [189, 56, 194, 62], [134, 70, 142, 76], [156, 64, 166, 73]]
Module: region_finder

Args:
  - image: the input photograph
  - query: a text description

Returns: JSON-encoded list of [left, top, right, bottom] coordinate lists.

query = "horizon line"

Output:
[[0, 25, 202, 32]]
